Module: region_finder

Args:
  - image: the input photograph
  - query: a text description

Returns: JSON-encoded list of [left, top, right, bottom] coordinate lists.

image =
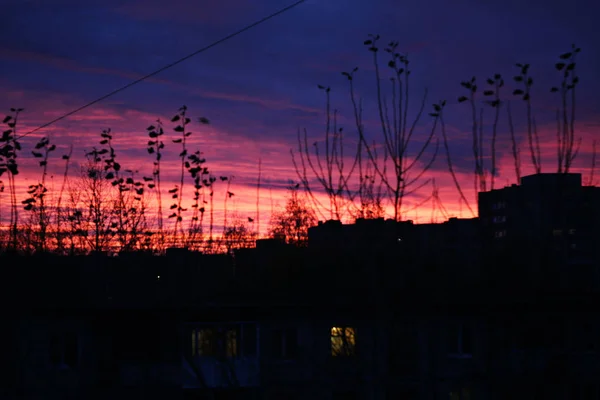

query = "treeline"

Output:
[[292, 38, 595, 223], [0, 38, 596, 255], [0, 106, 316, 255]]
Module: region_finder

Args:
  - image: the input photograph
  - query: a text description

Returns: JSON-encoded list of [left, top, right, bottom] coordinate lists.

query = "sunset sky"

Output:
[[1, 0, 599, 235]]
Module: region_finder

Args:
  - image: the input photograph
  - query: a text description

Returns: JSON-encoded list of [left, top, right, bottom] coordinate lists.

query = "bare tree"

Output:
[[23, 136, 56, 252], [78, 150, 114, 253], [54, 145, 73, 254], [269, 184, 317, 246], [482, 74, 505, 190], [353, 35, 438, 221], [506, 101, 522, 184], [292, 85, 359, 221], [457, 77, 487, 195], [0, 108, 23, 250], [512, 63, 541, 174], [256, 157, 262, 236], [551, 45, 582, 173], [145, 120, 166, 249], [223, 215, 257, 254], [430, 101, 475, 217], [587, 140, 597, 186]]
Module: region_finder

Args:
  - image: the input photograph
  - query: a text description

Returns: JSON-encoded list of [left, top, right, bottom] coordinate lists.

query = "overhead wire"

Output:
[[16, 0, 307, 140]]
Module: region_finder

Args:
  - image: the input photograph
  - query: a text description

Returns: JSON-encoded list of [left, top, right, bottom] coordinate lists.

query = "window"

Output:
[[492, 201, 506, 210], [449, 387, 471, 400], [494, 230, 506, 239], [447, 322, 472, 357], [49, 332, 79, 369], [492, 215, 506, 224], [272, 328, 298, 360], [191, 324, 257, 358], [331, 327, 356, 356], [192, 328, 217, 357]]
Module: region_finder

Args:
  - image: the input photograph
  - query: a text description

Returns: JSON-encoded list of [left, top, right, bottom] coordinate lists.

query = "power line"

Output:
[[17, 0, 306, 140]]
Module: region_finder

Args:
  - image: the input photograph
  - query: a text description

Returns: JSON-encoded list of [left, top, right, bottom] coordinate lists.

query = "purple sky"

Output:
[[1, 0, 599, 229]]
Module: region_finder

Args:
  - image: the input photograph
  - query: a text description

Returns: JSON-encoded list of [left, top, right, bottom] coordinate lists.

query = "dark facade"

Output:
[[2, 173, 600, 399]]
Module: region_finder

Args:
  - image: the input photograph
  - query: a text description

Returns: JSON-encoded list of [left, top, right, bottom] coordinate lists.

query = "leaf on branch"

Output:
[[555, 63, 565, 71], [457, 96, 468, 103], [513, 89, 524, 96], [483, 90, 494, 96], [559, 52, 572, 60]]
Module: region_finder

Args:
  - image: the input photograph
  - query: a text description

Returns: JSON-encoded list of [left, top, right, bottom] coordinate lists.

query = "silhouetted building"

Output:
[[479, 173, 600, 290], [2, 179, 600, 399]]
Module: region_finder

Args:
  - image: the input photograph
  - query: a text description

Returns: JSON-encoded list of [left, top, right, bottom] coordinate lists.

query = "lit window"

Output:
[[192, 328, 216, 357], [226, 329, 237, 358], [331, 327, 356, 356], [553, 229, 562, 237], [191, 326, 246, 358], [449, 388, 471, 400]]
